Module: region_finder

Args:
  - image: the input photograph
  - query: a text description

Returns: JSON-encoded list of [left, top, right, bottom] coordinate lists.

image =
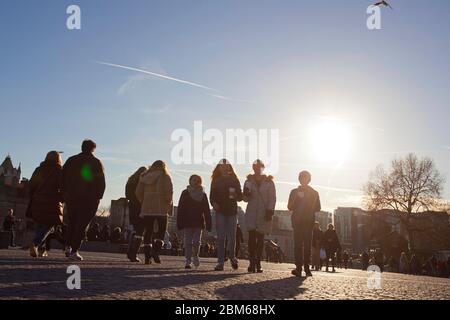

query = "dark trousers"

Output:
[[248, 230, 264, 263], [325, 249, 336, 270], [128, 202, 143, 230], [135, 216, 167, 245], [66, 200, 99, 252], [45, 229, 66, 251], [293, 224, 312, 269], [9, 230, 15, 247]]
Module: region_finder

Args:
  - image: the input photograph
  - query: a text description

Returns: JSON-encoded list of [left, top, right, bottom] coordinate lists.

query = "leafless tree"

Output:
[[364, 153, 446, 250]]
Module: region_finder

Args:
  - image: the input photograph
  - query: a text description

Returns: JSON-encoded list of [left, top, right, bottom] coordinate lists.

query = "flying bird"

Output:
[[372, 0, 393, 9]]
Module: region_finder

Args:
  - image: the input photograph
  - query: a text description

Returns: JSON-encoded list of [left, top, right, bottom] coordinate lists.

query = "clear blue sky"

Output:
[[1, 0, 449, 212]]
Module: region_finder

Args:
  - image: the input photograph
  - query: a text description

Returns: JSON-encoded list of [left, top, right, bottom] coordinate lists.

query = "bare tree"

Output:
[[364, 153, 446, 251]]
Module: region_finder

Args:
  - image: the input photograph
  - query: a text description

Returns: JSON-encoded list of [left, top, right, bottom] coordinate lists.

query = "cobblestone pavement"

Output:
[[1, 249, 449, 300]]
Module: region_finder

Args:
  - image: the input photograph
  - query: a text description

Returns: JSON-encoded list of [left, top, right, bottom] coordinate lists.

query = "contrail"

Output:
[[94, 61, 217, 91]]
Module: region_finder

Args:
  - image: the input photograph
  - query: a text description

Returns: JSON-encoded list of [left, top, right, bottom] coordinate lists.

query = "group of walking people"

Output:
[[25, 139, 329, 277]]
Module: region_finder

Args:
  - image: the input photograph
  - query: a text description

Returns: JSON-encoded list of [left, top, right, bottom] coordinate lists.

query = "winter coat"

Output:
[[62, 152, 105, 202], [312, 228, 323, 249], [242, 174, 276, 234], [177, 189, 212, 231], [210, 175, 242, 216], [287, 185, 321, 229], [322, 229, 340, 253], [29, 161, 64, 226], [135, 169, 173, 217]]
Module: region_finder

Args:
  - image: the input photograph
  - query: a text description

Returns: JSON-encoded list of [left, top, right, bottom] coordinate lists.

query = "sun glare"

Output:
[[309, 119, 352, 165]]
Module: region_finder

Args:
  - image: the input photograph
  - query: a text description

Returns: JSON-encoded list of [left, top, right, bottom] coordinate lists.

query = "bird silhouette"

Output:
[[372, 0, 393, 9]]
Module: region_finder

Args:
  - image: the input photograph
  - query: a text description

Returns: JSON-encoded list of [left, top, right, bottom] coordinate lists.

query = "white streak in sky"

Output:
[[95, 61, 216, 91]]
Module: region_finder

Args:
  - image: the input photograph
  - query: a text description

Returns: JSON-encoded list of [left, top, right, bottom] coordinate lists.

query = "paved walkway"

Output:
[[1, 249, 449, 300]]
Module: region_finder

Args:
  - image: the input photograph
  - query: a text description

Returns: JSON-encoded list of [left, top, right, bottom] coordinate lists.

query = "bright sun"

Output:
[[309, 119, 352, 165]]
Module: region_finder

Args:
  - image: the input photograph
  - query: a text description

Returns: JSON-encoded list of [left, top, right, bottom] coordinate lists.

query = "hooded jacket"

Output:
[[135, 169, 173, 217]]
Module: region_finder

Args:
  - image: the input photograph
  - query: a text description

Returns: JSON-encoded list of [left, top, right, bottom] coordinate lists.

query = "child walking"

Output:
[[177, 175, 212, 269]]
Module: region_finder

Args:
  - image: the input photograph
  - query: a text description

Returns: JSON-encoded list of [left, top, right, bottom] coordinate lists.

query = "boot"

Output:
[[304, 264, 312, 277], [152, 239, 163, 264], [144, 244, 153, 265], [247, 259, 256, 273], [127, 236, 142, 263]]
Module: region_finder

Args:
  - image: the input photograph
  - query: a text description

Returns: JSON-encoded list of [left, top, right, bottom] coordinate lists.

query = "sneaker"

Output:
[[214, 264, 224, 271], [38, 250, 49, 258], [291, 268, 302, 277], [230, 258, 239, 270], [68, 252, 83, 261], [29, 245, 38, 258], [193, 256, 200, 268]]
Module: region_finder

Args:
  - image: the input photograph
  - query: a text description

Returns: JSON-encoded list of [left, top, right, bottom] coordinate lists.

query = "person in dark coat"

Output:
[[235, 223, 244, 259], [361, 250, 370, 270], [288, 170, 321, 277], [99, 224, 110, 242], [28, 151, 64, 258], [177, 174, 212, 269], [63, 139, 105, 261], [343, 250, 350, 269], [322, 223, 341, 272], [210, 159, 242, 271], [125, 166, 147, 261], [2, 208, 16, 247]]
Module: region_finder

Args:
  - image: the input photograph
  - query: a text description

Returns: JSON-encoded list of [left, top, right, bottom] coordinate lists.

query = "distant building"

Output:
[[0, 155, 29, 246], [109, 198, 129, 230]]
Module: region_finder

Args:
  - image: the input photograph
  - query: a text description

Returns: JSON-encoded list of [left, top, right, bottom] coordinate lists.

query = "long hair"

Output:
[[148, 160, 169, 176], [45, 151, 62, 167], [129, 166, 147, 183], [211, 159, 238, 181]]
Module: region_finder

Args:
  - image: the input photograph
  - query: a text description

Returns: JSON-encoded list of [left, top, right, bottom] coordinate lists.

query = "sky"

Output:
[[1, 0, 449, 212]]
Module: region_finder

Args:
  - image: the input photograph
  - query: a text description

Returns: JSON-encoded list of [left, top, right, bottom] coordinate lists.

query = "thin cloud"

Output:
[[95, 61, 217, 91], [208, 94, 258, 104]]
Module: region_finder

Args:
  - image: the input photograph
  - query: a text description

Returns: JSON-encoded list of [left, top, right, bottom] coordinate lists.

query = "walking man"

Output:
[[63, 139, 105, 261], [288, 171, 321, 277], [3, 208, 16, 247]]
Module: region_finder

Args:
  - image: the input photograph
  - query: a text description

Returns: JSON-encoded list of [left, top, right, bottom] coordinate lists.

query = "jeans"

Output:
[[33, 224, 54, 247], [66, 200, 99, 252], [184, 228, 202, 264], [135, 216, 167, 245], [216, 213, 238, 265]]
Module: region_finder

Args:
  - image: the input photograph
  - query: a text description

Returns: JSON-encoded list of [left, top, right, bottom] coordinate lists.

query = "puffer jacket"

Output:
[[243, 174, 276, 234], [135, 169, 173, 217]]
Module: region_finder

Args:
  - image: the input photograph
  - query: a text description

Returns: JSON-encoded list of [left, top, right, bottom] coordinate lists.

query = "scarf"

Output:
[[187, 185, 204, 202]]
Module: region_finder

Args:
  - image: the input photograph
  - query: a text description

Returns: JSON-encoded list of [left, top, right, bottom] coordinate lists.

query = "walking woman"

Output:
[[311, 222, 323, 271], [125, 166, 147, 262], [322, 223, 341, 272], [129, 160, 173, 264], [210, 159, 242, 271], [28, 151, 64, 258], [177, 175, 212, 269], [242, 160, 276, 273]]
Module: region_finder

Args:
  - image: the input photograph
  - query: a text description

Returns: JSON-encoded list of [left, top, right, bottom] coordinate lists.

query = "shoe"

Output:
[[127, 236, 142, 263], [214, 264, 224, 271], [305, 266, 313, 277], [248, 263, 256, 273], [291, 268, 302, 277], [152, 240, 163, 264], [68, 252, 83, 261], [38, 249, 49, 258], [64, 247, 71, 257], [230, 258, 239, 270], [185, 264, 192, 269], [332, 268, 336, 273], [29, 245, 38, 258], [256, 262, 263, 273], [193, 256, 200, 268]]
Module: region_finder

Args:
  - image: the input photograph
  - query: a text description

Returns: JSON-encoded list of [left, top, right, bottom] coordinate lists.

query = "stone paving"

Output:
[[0, 249, 449, 300]]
